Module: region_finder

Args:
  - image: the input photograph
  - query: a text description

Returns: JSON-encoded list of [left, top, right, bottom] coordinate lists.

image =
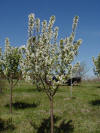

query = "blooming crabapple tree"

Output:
[[0, 38, 22, 113], [20, 13, 82, 133], [93, 54, 100, 78]]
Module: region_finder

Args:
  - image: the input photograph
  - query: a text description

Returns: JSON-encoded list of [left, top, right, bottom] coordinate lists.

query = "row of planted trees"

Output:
[[0, 13, 82, 133]]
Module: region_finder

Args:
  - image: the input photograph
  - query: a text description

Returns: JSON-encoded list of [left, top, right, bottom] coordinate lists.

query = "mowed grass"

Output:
[[0, 80, 100, 133]]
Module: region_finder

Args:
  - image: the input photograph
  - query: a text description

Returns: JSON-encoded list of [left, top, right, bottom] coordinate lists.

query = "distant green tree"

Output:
[[92, 54, 100, 78]]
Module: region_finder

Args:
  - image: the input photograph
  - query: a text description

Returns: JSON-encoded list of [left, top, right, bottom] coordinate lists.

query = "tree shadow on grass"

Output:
[[30, 116, 74, 133], [94, 87, 100, 90], [0, 118, 15, 131], [14, 88, 37, 93], [92, 94, 99, 97], [5, 101, 39, 109], [90, 99, 100, 106], [14, 86, 43, 93]]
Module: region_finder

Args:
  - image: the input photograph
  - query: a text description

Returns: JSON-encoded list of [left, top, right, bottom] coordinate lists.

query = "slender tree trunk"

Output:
[[70, 80, 72, 98], [70, 71, 73, 98], [0, 88, 2, 93], [50, 97, 54, 133], [36, 82, 40, 90], [10, 81, 13, 113]]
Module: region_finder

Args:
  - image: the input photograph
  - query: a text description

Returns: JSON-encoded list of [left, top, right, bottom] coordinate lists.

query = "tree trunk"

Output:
[[70, 81, 72, 98], [70, 72, 73, 98], [0, 88, 2, 93], [10, 81, 13, 114], [50, 97, 54, 133]]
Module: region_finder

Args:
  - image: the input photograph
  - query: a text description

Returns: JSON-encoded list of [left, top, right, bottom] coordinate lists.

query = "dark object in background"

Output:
[[53, 76, 81, 86], [66, 77, 81, 86], [52, 76, 58, 82]]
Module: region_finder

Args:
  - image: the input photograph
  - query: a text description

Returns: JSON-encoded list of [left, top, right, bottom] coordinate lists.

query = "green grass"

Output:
[[0, 80, 100, 133]]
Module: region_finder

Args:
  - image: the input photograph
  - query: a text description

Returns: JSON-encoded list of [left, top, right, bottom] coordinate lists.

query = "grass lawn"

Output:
[[0, 80, 100, 133]]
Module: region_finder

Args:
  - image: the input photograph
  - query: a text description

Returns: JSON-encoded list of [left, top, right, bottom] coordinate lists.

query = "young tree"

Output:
[[0, 38, 22, 113], [20, 13, 82, 133], [92, 54, 100, 78]]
